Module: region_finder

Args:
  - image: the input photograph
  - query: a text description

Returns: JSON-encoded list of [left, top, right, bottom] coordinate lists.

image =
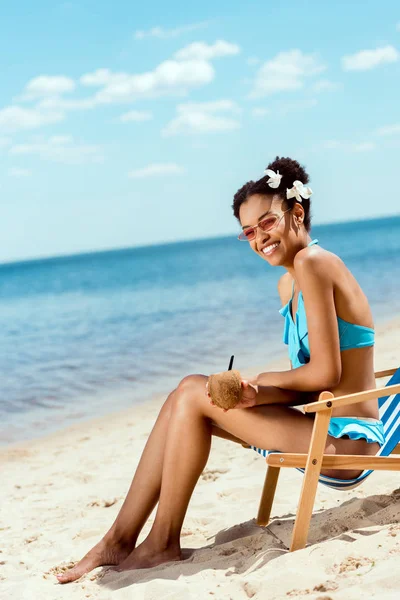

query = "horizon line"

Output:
[[1, 211, 399, 268]]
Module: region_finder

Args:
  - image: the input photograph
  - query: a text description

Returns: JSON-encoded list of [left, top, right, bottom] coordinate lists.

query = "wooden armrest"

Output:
[[267, 453, 400, 470], [304, 382, 400, 413], [375, 367, 398, 379]]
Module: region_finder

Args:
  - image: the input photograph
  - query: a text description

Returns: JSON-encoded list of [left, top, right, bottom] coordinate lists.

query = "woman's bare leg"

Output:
[[115, 374, 379, 571], [57, 382, 247, 584], [112, 376, 308, 570], [57, 387, 181, 583], [58, 373, 376, 580]]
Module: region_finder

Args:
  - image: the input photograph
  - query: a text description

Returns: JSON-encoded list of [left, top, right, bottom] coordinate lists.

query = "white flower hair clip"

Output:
[[286, 180, 313, 203], [264, 168, 282, 189]]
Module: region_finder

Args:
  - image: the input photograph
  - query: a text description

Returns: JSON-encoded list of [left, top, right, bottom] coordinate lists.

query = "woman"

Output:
[[57, 156, 383, 583]]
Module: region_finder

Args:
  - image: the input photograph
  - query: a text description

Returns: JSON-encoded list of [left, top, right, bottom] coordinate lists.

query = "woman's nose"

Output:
[[255, 225, 269, 244]]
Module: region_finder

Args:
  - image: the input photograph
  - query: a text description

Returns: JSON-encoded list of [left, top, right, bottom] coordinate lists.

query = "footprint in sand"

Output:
[[200, 468, 228, 482], [24, 534, 40, 544], [335, 555, 375, 574], [241, 581, 259, 598], [87, 498, 120, 508], [217, 547, 237, 557]]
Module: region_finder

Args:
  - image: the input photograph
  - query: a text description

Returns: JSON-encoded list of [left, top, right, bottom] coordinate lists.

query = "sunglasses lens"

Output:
[[239, 228, 255, 241], [259, 216, 278, 232], [238, 214, 282, 241]]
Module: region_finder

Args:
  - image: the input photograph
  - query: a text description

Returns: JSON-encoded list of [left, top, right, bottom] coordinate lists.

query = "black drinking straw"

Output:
[[228, 355, 234, 371]]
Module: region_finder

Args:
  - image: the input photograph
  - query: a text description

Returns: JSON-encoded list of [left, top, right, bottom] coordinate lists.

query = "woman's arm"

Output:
[[255, 250, 342, 393], [252, 384, 308, 406]]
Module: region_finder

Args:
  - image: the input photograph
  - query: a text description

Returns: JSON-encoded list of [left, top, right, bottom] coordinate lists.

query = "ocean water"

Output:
[[1, 216, 400, 445]]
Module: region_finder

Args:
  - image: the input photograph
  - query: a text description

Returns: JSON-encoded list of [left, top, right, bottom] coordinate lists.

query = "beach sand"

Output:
[[1, 317, 400, 599]]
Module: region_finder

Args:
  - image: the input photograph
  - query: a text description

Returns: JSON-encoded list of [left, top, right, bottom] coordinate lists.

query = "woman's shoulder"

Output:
[[294, 243, 344, 279]]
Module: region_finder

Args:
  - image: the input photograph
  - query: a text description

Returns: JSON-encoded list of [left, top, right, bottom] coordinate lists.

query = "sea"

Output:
[[1, 215, 400, 445]]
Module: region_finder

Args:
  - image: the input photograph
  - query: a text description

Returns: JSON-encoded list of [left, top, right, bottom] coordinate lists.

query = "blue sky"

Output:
[[1, 0, 399, 263]]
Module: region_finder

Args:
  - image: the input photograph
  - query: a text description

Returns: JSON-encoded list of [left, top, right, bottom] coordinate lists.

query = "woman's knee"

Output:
[[173, 374, 207, 409], [160, 375, 205, 417], [178, 374, 201, 391]]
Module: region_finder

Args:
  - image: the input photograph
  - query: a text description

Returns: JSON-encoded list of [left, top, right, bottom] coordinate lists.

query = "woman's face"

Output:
[[239, 193, 302, 267]]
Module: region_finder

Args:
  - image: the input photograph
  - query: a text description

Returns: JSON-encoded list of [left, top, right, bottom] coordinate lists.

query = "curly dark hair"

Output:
[[232, 156, 312, 231]]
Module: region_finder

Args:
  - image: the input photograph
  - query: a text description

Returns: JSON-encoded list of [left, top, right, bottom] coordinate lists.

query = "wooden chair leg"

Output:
[[257, 466, 280, 526], [290, 393, 333, 551]]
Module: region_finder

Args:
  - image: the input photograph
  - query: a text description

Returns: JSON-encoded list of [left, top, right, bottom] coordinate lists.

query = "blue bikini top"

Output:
[[279, 239, 375, 370]]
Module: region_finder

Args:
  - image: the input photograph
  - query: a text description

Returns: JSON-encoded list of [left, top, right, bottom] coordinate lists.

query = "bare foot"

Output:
[[113, 540, 182, 572], [56, 537, 132, 584]]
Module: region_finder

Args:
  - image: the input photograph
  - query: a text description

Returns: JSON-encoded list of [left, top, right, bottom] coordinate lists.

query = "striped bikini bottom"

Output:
[[325, 416, 384, 445]]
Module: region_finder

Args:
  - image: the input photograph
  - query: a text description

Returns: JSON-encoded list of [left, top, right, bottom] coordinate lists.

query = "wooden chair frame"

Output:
[[256, 368, 400, 551]]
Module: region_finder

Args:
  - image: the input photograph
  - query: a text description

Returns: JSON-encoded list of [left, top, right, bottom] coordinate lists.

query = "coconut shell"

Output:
[[208, 369, 242, 410]]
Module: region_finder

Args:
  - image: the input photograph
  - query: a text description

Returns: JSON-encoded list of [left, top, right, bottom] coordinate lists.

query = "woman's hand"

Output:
[[235, 379, 258, 408], [205, 378, 258, 411]]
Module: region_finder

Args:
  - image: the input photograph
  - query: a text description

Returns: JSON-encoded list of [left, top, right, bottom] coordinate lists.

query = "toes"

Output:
[[56, 565, 87, 584]]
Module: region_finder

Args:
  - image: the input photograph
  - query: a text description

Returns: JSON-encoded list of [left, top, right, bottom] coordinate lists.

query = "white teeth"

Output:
[[262, 242, 279, 255]]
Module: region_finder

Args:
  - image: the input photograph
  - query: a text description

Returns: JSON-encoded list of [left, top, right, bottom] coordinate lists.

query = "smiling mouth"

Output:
[[261, 242, 280, 256]]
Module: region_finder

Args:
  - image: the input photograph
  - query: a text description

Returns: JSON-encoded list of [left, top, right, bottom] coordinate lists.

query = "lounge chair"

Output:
[[252, 367, 400, 551]]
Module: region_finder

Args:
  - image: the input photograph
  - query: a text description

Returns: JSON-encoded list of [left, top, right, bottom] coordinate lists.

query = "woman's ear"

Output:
[[293, 203, 305, 224]]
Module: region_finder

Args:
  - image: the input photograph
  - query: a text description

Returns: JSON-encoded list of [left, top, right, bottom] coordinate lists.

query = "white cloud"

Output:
[[10, 135, 103, 164], [22, 75, 76, 99], [119, 110, 153, 122], [80, 69, 115, 87], [15, 40, 237, 115], [162, 100, 241, 136], [81, 60, 215, 104], [164, 113, 239, 136], [9, 167, 32, 177], [80, 41, 241, 104], [134, 21, 209, 40], [376, 123, 400, 136], [250, 50, 325, 97], [0, 106, 64, 133], [322, 140, 375, 152], [37, 96, 97, 111], [342, 45, 399, 71], [174, 40, 240, 61], [128, 163, 185, 178], [312, 79, 340, 92], [251, 107, 270, 118]]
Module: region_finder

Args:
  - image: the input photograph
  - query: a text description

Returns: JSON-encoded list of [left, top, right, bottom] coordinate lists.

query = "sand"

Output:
[[1, 316, 400, 599]]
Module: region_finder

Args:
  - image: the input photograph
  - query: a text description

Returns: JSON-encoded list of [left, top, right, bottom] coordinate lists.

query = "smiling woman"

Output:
[[233, 157, 313, 239], [232, 157, 376, 395], [57, 156, 383, 583]]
